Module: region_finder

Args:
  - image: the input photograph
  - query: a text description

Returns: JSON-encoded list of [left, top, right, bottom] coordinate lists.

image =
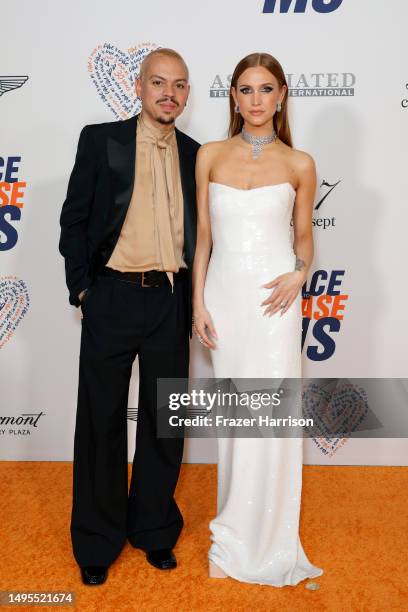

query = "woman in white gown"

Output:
[[192, 53, 324, 586]]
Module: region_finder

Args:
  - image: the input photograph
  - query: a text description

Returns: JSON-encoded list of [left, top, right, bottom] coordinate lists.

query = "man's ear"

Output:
[[135, 77, 142, 98], [185, 83, 191, 104]]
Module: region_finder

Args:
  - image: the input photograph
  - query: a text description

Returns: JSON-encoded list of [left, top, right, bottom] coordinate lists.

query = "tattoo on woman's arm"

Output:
[[295, 258, 305, 272]]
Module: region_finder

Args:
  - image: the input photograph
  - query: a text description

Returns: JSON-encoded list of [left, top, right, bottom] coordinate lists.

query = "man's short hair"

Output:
[[139, 48, 189, 80]]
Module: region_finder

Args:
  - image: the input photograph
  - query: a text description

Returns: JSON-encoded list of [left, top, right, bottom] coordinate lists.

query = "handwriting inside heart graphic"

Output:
[[302, 380, 369, 457], [88, 42, 160, 120], [0, 276, 30, 349]]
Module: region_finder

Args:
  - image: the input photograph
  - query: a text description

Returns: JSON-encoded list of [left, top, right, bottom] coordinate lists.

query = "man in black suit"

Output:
[[59, 48, 200, 585]]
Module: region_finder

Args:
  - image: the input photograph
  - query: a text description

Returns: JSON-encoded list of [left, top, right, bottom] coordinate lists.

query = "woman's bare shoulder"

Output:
[[199, 139, 231, 152], [290, 147, 316, 171], [197, 139, 232, 165]]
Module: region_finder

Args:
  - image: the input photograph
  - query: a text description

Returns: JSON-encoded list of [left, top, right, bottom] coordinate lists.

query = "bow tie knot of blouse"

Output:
[[138, 123, 176, 219], [156, 137, 170, 149]]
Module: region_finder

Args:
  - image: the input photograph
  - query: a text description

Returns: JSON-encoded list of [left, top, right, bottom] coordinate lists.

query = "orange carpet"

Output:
[[0, 463, 407, 611]]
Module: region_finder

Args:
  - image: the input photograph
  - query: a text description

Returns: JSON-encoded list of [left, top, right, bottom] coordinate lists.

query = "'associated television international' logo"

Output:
[[262, 0, 343, 13], [210, 72, 355, 98], [88, 42, 159, 120], [287, 72, 355, 98], [0, 156, 27, 251]]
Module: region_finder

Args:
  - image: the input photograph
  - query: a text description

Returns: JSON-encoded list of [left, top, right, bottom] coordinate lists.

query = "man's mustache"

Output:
[[156, 97, 179, 106]]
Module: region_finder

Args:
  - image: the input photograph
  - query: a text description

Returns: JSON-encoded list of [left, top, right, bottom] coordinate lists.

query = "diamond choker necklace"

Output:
[[241, 127, 277, 160]]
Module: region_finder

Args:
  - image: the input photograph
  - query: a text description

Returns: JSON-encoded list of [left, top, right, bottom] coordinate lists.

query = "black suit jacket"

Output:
[[59, 114, 200, 337]]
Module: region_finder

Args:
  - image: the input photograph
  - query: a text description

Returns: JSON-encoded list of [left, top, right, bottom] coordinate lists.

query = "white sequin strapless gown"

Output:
[[204, 181, 324, 586]]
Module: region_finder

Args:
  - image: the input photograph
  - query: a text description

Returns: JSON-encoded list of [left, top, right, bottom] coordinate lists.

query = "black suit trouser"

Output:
[[70, 272, 189, 567]]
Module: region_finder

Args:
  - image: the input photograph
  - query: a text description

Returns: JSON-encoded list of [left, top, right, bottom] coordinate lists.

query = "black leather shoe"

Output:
[[80, 566, 108, 585], [146, 549, 177, 570]]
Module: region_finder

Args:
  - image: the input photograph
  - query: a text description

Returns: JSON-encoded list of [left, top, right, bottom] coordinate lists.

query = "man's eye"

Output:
[[152, 80, 163, 86], [176, 83, 185, 89]]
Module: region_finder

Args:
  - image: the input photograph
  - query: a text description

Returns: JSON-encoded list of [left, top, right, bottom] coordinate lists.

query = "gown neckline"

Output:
[[209, 181, 296, 197]]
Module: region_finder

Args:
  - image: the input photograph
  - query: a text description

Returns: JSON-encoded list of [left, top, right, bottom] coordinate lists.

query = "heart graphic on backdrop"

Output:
[[88, 42, 160, 120], [302, 380, 369, 457], [0, 276, 30, 349]]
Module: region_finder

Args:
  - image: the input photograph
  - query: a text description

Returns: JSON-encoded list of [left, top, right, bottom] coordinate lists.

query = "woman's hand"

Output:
[[260, 270, 306, 317], [192, 304, 218, 349]]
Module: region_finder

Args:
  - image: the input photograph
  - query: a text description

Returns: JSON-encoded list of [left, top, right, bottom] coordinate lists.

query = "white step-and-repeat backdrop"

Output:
[[1, 0, 407, 464]]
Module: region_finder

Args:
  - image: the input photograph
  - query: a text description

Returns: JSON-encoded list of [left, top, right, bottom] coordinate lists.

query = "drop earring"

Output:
[[234, 103, 240, 113], [276, 101, 282, 112]]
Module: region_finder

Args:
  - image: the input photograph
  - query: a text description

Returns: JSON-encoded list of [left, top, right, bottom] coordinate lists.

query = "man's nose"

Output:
[[163, 83, 176, 98]]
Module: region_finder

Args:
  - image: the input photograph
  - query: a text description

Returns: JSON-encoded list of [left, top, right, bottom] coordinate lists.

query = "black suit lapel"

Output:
[[176, 128, 196, 268], [105, 115, 138, 244]]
